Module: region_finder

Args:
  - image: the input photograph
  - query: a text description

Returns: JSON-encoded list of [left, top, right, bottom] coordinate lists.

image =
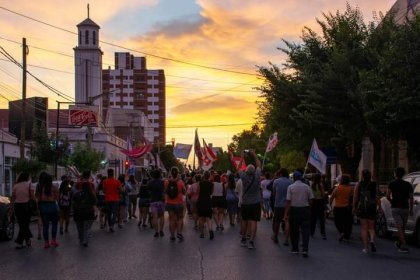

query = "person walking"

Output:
[[103, 169, 122, 233], [73, 171, 97, 247], [187, 174, 200, 229], [127, 175, 139, 219], [138, 178, 151, 228], [212, 174, 227, 231], [261, 172, 273, 220], [330, 174, 353, 242], [387, 167, 413, 253], [284, 171, 313, 257], [353, 169, 379, 253], [272, 168, 293, 246], [36, 173, 60, 248], [310, 173, 326, 240], [196, 171, 214, 240], [164, 167, 186, 242], [10, 172, 35, 249], [238, 150, 262, 250], [58, 176, 72, 235], [225, 173, 239, 226], [149, 169, 165, 237]]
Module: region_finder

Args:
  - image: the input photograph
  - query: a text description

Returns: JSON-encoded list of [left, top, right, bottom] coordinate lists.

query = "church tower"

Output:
[[74, 5, 103, 106]]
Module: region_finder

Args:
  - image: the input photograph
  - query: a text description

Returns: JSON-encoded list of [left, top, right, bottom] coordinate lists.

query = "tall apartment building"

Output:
[[102, 52, 166, 144]]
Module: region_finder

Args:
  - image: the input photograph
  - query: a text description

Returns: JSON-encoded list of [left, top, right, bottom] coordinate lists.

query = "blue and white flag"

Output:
[[308, 139, 327, 174], [173, 143, 193, 160]]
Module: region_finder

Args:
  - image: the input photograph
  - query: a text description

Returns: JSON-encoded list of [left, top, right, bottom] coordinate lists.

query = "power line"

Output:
[[167, 123, 254, 129], [0, 6, 261, 77]]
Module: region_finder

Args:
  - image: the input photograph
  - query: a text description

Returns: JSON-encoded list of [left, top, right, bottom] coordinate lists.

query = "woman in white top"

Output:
[[11, 172, 36, 249], [211, 174, 227, 230]]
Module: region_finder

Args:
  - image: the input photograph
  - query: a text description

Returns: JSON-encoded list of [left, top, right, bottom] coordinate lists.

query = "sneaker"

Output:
[[271, 235, 279, 244], [216, 226, 220, 231], [398, 247, 409, 253], [220, 224, 224, 231], [302, 251, 308, 258], [59, 228, 64, 235], [240, 238, 247, 247], [283, 241, 289, 247], [82, 242, 88, 248], [50, 240, 59, 247], [362, 248, 368, 254], [154, 232, 159, 238], [290, 250, 299, 254], [159, 231, 165, 237], [118, 224, 123, 229], [137, 222, 142, 227], [177, 233, 184, 242], [370, 242, 377, 253], [394, 240, 401, 249], [170, 236, 176, 242], [209, 230, 214, 240], [200, 233, 205, 238], [247, 241, 255, 249], [322, 235, 327, 240], [37, 234, 42, 240], [109, 227, 114, 233], [44, 242, 50, 249]]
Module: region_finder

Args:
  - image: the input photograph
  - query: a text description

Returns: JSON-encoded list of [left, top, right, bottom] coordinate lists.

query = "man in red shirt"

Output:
[[103, 169, 121, 232]]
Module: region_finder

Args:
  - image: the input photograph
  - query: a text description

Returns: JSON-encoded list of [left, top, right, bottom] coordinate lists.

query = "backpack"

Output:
[[59, 191, 71, 208], [357, 181, 377, 213], [167, 180, 179, 199], [73, 182, 93, 211]]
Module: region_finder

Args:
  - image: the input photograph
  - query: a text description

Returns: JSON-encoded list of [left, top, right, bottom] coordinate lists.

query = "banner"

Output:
[[121, 144, 153, 158], [265, 132, 278, 153], [307, 139, 327, 174], [173, 143, 192, 159], [69, 109, 97, 126], [194, 129, 203, 166], [202, 139, 217, 171]]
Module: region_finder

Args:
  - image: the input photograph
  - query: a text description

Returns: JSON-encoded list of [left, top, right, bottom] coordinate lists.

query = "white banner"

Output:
[[308, 139, 327, 174]]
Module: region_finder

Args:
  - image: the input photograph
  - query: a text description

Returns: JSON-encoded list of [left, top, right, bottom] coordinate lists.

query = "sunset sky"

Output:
[[0, 0, 395, 151]]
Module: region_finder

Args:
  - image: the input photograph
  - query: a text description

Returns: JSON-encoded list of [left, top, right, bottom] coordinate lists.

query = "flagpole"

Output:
[[262, 151, 268, 170], [193, 145, 196, 171]]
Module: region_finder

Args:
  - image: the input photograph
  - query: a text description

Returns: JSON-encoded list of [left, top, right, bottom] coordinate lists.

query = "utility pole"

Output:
[[19, 38, 28, 159]]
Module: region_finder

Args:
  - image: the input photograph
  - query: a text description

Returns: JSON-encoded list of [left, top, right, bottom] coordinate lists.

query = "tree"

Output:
[[12, 158, 45, 179], [279, 150, 307, 174], [68, 143, 105, 173], [257, 4, 375, 178]]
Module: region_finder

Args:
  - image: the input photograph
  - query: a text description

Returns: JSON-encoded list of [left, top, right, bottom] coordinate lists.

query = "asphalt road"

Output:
[[1, 214, 419, 280]]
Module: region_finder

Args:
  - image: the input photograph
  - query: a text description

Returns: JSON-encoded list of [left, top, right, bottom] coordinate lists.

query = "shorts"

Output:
[[150, 201, 165, 216], [139, 198, 151, 208], [212, 196, 227, 209], [273, 207, 285, 223], [241, 203, 261, 221], [165, 203, 184, 215], [391, 208, 409, 228]]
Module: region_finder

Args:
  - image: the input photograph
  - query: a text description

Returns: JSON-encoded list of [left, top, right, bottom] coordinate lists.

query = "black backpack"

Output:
[[73, 183, 92, 211], [167, 180, 179, 199]]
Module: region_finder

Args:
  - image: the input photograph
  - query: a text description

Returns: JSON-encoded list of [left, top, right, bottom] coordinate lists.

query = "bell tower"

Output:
[[74, 4, 103, 106]]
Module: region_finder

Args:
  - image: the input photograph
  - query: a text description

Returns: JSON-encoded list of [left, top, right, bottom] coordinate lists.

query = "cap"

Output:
[[293, 171, 302, 179]]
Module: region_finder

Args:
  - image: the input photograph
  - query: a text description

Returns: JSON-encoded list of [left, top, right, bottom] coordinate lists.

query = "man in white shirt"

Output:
[[284, 171, 313, 257]]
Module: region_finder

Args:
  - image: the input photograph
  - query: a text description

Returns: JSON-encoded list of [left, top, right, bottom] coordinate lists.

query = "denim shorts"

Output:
[[150, 201, 165, 215]]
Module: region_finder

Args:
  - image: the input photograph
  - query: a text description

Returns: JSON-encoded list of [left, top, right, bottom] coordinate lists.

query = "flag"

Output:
[[121, 144, 153, 158], [228, 148, 246, 171], [173, 143, 192, 159], [307, 139, 328, 174], [194, 129, 203, 167], [265, 132, 278, 153], [202, 139, 217, 171]]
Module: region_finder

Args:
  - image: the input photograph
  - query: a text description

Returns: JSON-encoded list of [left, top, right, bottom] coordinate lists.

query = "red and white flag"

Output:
[[194, 129, 203, 166], [228, 148, 246, 171], [201, 139, 217, 171], [265, 132, 278, 153]]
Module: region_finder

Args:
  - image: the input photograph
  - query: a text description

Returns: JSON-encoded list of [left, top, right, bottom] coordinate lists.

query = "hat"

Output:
[[293, 171, 302, 179]]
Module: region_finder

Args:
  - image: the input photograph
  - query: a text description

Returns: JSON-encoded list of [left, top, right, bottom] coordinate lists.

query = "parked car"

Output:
[[376, 172, 420, 244], [0, 195, 15, 241]]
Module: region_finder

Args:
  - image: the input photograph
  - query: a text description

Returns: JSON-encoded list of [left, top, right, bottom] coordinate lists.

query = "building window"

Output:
[[85, 30, 89, 44], [93, 31, 96, 45], [79, 31, 81, 45]]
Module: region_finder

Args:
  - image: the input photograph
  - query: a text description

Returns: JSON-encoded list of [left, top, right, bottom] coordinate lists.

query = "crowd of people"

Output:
[[9, 152, 414, 257]]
